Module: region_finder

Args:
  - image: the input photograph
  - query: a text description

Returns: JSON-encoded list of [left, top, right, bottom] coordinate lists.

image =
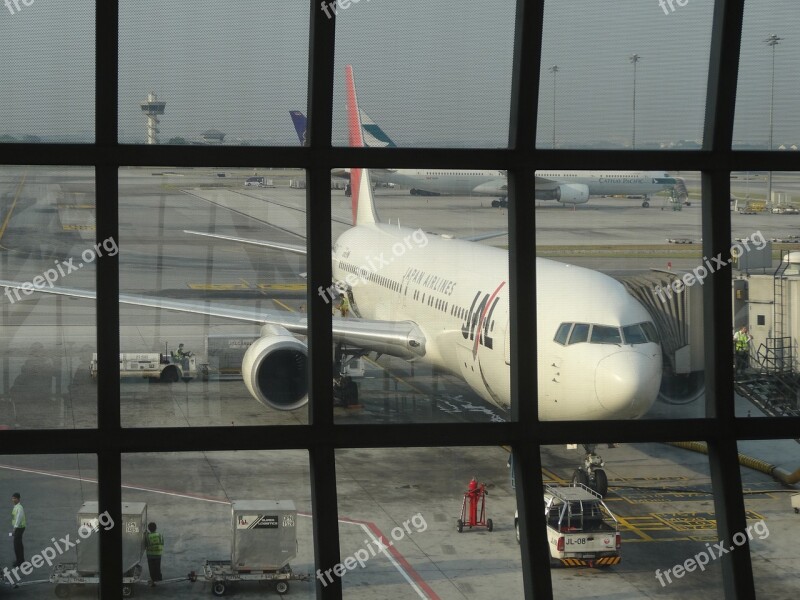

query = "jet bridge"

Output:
[[613, 270, 705, 405]]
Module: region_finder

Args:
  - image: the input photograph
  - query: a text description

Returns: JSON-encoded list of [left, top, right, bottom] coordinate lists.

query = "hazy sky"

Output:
[[0, 0, 797, 148]]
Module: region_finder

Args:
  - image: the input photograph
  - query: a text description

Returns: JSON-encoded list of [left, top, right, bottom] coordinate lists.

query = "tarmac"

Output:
[[0, 166, 796, 598]]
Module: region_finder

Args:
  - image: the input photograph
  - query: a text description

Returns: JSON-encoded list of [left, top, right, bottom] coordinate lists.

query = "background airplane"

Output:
[[291, 111, 684, 207]]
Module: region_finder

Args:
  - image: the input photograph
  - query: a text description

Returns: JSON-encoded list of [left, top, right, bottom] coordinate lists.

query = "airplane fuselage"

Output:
[[537, 171, 677, 197], [332, 223, 662, 420]]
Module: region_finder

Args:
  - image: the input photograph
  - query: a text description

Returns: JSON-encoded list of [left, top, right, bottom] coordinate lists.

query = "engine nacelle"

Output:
[[241, 326, 308, 411], [536, 183, 590, 204]]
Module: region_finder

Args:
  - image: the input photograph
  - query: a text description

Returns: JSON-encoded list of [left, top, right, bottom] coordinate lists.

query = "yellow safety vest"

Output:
[[146, 532, 164, 556]]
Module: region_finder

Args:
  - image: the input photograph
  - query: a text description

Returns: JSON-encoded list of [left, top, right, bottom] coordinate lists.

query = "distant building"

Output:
[[201, 129, 225, 144]]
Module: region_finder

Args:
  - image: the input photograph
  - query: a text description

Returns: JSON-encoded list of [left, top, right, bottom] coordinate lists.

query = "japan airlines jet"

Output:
[[0, 66, 663, 493]]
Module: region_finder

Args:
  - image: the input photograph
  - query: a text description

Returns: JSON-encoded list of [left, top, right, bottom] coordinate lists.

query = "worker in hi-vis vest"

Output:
[[145, 522, 164, 585], [10, 492, 25, 568], [733, 326, 752, 375]]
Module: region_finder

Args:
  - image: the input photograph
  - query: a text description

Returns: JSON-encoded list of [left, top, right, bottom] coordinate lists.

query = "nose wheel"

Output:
[[572, 444, 609, 497]]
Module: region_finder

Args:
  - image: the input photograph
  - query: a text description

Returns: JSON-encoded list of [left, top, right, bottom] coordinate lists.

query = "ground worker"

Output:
[[10, 492, 25, 569], [171, 344, 192, 370], [338, 293, 350, 318], [145, 522, 164, 585], [733, 326, 752, 375]]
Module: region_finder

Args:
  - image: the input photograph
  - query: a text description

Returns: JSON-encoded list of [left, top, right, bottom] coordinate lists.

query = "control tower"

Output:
[[140, 92, 166, 145]]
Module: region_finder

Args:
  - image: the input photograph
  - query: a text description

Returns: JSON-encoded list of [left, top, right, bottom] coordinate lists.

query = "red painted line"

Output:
[[473, 281, 506, 358], [0, 464, 440, 598]]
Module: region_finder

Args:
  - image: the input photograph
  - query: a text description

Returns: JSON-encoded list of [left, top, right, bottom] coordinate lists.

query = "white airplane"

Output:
[[0, 66, 663, 495], [292, 111, 680, 208]]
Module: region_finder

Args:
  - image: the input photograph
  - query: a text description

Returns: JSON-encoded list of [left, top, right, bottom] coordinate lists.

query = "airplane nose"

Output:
[[595, 351, 660, 418]]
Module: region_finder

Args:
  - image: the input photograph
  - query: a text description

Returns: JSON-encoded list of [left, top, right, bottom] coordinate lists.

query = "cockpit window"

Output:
[[554, 323, 572, 345], [568, 323, 589, 345], [640, 321, 659, 343], [590, 325, 622, 344], [622, 324, 648, 344]]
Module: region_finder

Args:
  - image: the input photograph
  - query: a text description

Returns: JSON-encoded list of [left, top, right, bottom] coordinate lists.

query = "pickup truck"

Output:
[[515, 483, 621, 567]]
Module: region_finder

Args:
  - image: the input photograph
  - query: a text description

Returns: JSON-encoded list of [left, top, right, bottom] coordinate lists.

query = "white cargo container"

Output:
[[231, 500, 297, 571], [76, 501, 147, 575]]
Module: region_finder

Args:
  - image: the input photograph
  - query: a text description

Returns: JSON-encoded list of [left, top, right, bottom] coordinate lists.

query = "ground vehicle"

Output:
[[90, 351, 197, 383], [515, 483, 621, 567], [244, 177, 267, 187]]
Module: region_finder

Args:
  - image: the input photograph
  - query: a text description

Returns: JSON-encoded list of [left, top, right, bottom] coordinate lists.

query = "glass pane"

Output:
[[540, 442, 723, 597], [539, 0, 713, 149], [330, 166, 510, 424], [0, 166, 97, 429], [119, 1, 309, 145], [0, 2, 95, 143], [734, 2, 800, 149], [118, 167, 308, 427], [333, 2, 516, 147], [739, 438, 800, 598], [122, 451, 313, 596], [0, 454, 98, 595], [535, 170, 704, 420], [336, 447, 523, 598]]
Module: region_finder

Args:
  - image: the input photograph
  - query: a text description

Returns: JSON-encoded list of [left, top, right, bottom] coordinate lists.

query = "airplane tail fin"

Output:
[[345, 65, 378, 226], [360, 109, 397, 148], [289, 110, 307, 146]]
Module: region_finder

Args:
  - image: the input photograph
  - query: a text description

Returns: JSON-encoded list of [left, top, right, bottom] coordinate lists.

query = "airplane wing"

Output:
[[0, 279, 427, 361], [183, 230, 309, 256]]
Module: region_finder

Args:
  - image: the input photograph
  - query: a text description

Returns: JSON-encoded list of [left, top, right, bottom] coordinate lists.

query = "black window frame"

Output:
[[0, 1, 797, 599]]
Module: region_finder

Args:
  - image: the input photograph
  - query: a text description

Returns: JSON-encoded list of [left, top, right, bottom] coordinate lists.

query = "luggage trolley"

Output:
[[203, 561, 309, 596], [50, 562, 142, 598], [202, 500, 310, 596]]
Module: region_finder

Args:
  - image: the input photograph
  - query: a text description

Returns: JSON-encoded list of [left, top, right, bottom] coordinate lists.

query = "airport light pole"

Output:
[[549, 65, 559, 149], [764, 34, 783, 206], [629, 54, 641, 149]]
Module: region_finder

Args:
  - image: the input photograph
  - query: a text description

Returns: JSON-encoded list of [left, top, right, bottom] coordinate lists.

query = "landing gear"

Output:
[[642, 197, 650, 208], [573, 444, 609, 497], [491, 197, 508, 208]]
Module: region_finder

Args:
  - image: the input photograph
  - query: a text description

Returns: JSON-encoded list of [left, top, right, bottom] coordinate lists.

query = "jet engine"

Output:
[[241, 325, 308, 411], [536, 183, 590, 204]]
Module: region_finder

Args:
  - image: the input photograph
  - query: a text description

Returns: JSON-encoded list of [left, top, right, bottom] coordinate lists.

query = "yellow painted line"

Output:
[[614, 513, 654, 542], [271, 299, 294, 312], [256, 283, 307, 290], [542, 468, 568, 485], [0, 172, 26, 243], [62, 224, 96, 231]]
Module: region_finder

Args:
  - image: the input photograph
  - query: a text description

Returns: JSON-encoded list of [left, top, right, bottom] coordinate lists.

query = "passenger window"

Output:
[[568, 323, 589, 345], [590, 325, 622, 344], [554, 323, 572, 345], [622, 324, 647, 344]]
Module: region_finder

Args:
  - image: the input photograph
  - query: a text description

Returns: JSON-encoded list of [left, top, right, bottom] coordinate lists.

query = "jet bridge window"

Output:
[[567, 323, 589, 345], [554, 322, 572, 345], [590, 325, 622, 345]]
